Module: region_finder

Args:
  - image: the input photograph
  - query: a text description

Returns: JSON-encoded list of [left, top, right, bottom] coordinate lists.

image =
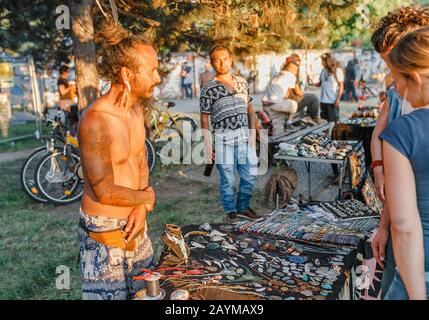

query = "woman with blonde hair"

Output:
[[380, 26, 429, 299]]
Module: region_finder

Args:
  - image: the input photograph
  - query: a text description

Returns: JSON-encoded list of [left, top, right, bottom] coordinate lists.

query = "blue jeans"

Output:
[[183, 83, 193, 98], [384, 269, 429, 300], [215, 142, 258, 214]]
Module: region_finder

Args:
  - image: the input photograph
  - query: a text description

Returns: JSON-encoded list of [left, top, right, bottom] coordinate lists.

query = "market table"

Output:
[[273, 139, 362, 201], [153, 201, 383, 300]]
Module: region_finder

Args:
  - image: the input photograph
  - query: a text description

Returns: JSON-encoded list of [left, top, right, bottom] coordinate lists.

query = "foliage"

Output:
[[0, 0, 73, 69], [1, 0, 428, 69]]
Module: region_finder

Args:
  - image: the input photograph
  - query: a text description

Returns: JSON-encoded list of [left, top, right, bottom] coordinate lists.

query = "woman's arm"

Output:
[[58, 84, 72, 96], [371, 100, 390, 201], [334, 81, 344, 107], [383, 141, 426, 299]]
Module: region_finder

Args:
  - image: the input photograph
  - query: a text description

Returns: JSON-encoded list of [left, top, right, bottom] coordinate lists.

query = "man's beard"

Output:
[[134, 96, 155, 117], [137, 96, 154, 108], [216, 69, 231, 75]]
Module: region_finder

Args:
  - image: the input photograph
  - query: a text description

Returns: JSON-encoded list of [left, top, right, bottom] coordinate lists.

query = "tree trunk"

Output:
[[71, 0, 98, 110]]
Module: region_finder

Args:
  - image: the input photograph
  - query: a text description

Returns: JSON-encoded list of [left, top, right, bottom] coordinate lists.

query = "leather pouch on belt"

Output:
[[87, 228, 144, 251]]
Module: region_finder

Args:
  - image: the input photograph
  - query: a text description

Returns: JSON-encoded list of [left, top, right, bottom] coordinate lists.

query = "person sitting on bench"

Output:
[[262, 55, 300, 134]]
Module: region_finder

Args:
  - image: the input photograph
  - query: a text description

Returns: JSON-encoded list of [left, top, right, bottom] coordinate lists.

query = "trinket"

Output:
[[242, 247, 254, 254], [320, 290, 330, 297], [322, 284, 333, 290], [190, 241, 205, 249], [221, 242, 238, 251], [210, 230, 227, 237], [199, 223, 212, 231], [260, 242, 276, 251], [170, 289, 190, 300], [206, 266, 218, 272], [207, 242, 220, 250], [230, 260, 239, 267], [301, 290, 314, 297], [134, 289, 147, 299]]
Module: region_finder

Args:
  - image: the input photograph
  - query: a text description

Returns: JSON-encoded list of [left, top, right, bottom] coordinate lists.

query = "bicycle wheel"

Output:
[[20, 147, 49, 203], [20, 142, 66, 203], [173, 116, 197, 136], [145, 138, 156, 173], [35, 150, 84, 205], [156, 127, 191, 164]]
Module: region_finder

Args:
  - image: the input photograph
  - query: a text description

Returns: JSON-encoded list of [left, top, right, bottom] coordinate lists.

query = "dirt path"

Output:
[[0, 148, 36, 164]]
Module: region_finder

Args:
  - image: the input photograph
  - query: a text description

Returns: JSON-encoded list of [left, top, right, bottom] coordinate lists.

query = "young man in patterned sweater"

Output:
[[200, 44, 260, 223]]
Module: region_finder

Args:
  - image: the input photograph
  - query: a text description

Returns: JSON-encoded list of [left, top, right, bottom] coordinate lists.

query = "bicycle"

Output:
[[20, 107, 70, 203], [145, 100, 197, 167], [32, 109, 84, 205]]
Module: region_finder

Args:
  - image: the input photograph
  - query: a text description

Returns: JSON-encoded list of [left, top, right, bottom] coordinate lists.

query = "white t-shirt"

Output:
[[401, 98, 415, 115], [319, 68, 344, 104], [262, 71, 296, 103]]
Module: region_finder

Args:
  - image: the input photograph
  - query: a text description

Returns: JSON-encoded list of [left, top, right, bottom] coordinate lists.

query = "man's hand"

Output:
[[204, 144, 215, 164], [125, 205, 147, 242], [373, 167, 385, 201], [371, 225, 390, 267], [142, 186, 155, 212], [334, 99, 340, 108]]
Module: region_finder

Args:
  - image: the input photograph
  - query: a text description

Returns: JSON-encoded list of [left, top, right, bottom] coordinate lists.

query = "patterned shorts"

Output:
[[77, 208, 154, 300]]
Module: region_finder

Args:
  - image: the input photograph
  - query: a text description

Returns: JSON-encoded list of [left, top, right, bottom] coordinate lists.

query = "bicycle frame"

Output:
[[148, 101, 188, 141], [42, 108, 80, 184]]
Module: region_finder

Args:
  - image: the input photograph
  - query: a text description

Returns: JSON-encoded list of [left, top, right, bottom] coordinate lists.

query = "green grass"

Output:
[[0, 122, 48, 153], [0, 160, 81, 299], [0, 159, 267, 299]]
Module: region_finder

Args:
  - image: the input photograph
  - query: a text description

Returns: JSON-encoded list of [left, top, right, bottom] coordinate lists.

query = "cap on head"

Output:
[[285, 54, 301, 67]]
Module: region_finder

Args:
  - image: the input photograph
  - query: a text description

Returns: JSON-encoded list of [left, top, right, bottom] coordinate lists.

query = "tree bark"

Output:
[[71, 0, 98, 110]]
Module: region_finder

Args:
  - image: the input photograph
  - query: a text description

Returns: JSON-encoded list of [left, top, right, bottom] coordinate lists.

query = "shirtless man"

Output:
[[77, 19, 160, 300]]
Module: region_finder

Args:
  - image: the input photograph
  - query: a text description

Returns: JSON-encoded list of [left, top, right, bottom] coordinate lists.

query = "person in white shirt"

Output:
[[262, 55, 300, 133], [309, 52, 344, 127]]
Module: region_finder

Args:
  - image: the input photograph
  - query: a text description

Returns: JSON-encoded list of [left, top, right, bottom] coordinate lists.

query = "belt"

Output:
[[79, 218, 144, 251]]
